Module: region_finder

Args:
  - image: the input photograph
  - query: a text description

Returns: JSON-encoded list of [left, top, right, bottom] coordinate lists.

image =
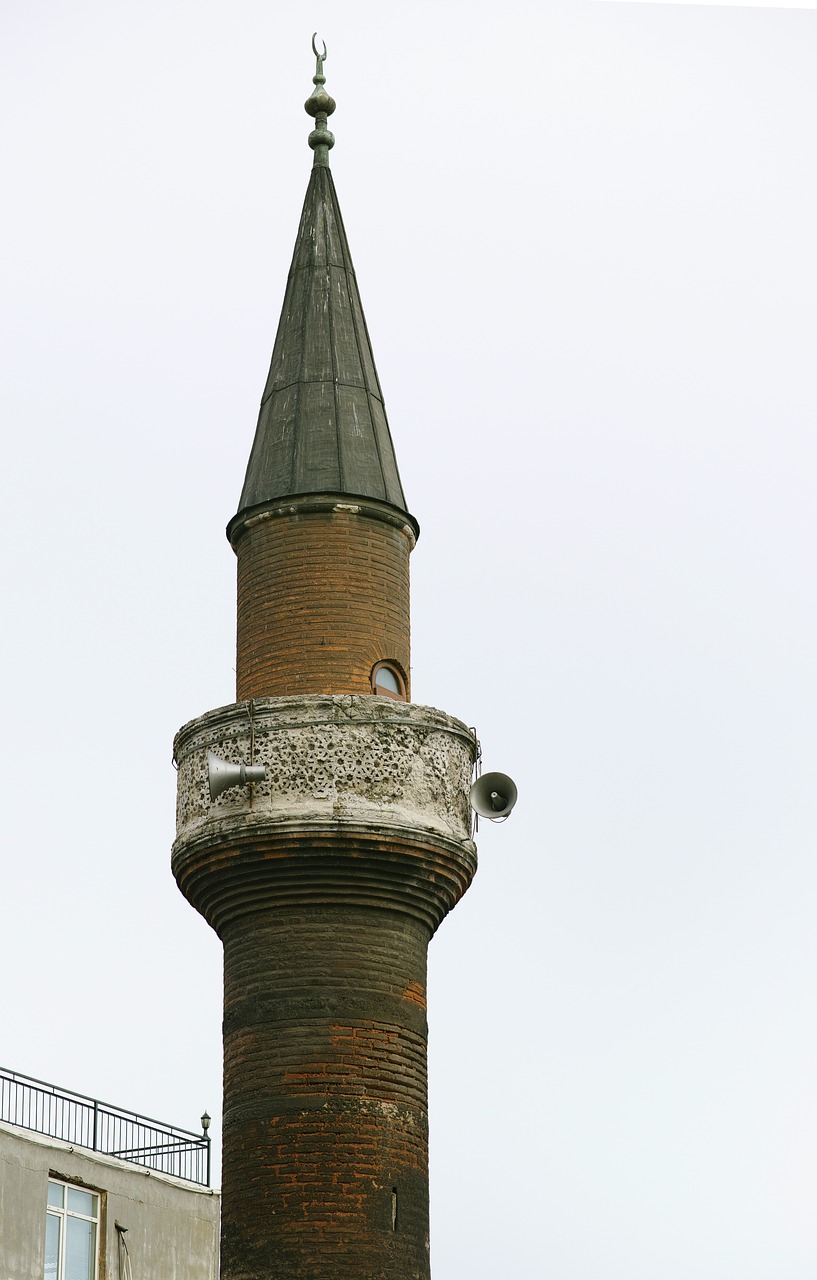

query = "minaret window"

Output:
[[372, 662, 406, 700]]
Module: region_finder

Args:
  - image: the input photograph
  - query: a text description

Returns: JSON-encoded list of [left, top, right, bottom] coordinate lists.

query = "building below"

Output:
[[0, 1067, 219, 1280]]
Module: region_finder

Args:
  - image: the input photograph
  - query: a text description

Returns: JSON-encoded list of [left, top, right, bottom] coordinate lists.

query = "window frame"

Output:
[[45, 1177, 101, 1280], [371, 660, 407, 701]]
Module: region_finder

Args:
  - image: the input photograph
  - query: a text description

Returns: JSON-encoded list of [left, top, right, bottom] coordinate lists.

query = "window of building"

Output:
[[371, 661, 406, 700], [45, 1179, 100, 1280]]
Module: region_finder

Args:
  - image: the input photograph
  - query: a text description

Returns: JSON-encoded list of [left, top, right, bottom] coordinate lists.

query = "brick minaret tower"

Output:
[[172, 40, 478, 1280]]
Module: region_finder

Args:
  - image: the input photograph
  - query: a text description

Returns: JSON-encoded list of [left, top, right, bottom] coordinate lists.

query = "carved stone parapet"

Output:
[[172, 696, 478, 935]]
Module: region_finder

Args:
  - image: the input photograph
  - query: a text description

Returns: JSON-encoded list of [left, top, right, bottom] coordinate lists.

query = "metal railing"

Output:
[[0, 1066, 210, 1186]]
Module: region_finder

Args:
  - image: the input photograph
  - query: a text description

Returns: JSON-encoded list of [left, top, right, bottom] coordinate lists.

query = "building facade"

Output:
[[0, 1071, 219, 1280], [171, 42, 480, 1280]]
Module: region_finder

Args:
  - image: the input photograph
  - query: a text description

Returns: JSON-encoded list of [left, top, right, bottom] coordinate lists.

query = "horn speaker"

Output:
[[208, 751, 266, 802], [469, 770, 518, 820]]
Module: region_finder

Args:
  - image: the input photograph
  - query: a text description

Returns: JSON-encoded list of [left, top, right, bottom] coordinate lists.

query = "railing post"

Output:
[[92, 1099, 99, 1151], [206, 1133, 211, 1188]]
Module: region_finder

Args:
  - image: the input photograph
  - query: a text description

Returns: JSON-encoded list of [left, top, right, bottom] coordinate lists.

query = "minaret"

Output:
[[172, 40, 478, 1280]]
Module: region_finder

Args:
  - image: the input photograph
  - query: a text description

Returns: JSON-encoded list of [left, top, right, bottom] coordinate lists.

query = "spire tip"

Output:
[[305, 33, 335, 166]]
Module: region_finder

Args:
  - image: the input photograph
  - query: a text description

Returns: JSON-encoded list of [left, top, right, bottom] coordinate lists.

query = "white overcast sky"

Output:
[[612, 0, 817, 7], [1, 2, 816, 1277]]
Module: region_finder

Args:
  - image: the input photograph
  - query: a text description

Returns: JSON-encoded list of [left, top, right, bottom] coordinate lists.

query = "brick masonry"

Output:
[[231, 499, 414, 701], [172, 696, 478, 1280], [219, 907, 432, 1280]]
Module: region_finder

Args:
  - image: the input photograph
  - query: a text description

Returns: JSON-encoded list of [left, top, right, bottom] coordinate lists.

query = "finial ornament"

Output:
[[305, 32, 336, 167], [312, 32, 327, 70]]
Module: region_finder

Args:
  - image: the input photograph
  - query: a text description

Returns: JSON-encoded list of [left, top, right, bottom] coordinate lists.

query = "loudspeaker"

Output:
[[208, 751, 267, 802], [469, 771, 518, 820]]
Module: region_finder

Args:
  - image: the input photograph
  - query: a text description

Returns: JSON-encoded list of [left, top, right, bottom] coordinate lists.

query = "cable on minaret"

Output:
[[305, 33, 336, 166]]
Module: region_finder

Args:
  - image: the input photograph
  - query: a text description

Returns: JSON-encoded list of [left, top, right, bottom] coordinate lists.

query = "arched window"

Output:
[[371, 661, 407, 701]]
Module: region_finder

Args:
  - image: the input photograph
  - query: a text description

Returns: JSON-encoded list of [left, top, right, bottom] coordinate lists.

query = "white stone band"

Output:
[[174, 695, 478, 851]]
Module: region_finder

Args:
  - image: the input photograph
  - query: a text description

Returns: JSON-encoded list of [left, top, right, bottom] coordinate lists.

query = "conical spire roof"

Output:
[[234, 143, 414, 531]]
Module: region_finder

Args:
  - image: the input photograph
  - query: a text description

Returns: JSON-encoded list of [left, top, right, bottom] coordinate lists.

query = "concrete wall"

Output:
[[0, 1122, 219, 1280]]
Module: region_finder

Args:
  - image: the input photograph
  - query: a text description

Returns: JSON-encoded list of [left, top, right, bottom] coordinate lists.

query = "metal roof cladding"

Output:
[[234, 39, 415, 534]]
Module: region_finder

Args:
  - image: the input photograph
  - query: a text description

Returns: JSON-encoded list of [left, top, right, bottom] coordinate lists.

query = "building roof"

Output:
[[233, 160, 415, 532]]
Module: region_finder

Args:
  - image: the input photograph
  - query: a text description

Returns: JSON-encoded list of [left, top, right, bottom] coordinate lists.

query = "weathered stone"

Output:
[[174, 695, 475, 851]]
